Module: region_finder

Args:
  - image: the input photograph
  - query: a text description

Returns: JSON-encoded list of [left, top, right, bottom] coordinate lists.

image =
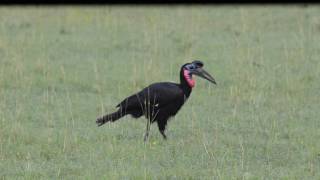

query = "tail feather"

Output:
[[96, 110, 124, 126]]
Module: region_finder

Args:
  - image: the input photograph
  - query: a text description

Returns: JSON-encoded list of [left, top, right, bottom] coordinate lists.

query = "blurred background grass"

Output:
[[0, 5, 319, 179]]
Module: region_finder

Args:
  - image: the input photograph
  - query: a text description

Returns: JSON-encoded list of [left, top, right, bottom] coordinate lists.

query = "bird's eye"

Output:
[[187, 64, 195, 70]]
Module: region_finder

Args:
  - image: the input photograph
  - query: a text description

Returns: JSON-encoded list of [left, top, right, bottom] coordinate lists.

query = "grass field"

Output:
[[0, 5, 320, 179]]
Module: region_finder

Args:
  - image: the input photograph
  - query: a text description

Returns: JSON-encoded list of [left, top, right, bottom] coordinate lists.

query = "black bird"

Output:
[[96, 60, 216, 141]]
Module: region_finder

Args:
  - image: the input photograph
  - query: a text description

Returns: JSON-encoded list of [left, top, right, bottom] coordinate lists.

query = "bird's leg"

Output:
[[157, 120, 167, 140], [144, 93, 152, 142], [160, 130, 167, 140], [144, 117, 151, 142]]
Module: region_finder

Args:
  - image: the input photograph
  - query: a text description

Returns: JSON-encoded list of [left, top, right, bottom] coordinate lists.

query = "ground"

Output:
[[0, 5, 319, 179]]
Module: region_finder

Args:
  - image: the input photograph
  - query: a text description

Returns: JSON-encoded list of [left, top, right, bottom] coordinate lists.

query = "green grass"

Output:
[[0, 5, 320, 179]]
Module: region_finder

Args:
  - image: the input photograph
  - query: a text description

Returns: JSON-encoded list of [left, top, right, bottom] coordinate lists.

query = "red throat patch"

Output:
[[183, 69, 195, 88]]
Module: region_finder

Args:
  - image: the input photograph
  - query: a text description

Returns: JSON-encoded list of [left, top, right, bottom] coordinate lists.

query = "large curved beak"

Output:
[[191, 68, 217, 85]]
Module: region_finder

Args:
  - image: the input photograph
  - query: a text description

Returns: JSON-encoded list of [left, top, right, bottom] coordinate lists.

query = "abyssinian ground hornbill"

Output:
[[96, 60, 216, 141]]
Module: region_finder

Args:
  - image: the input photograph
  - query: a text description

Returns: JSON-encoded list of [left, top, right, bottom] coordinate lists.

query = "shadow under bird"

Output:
[[96, 60, 216, 141]]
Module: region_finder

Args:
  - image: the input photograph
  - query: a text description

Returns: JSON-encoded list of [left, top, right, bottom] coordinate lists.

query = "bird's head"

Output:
[[181, 60, 216, 88]]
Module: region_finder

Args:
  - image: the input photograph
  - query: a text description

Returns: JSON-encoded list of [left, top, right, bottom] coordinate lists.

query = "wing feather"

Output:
[[116, 82, 184, 111]]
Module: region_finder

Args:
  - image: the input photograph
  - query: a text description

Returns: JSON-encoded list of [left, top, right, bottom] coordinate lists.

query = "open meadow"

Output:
[[0, 5, 320, 179]]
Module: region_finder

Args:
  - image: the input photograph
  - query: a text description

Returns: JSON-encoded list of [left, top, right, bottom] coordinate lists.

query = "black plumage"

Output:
[[96, 60, 216, 141]]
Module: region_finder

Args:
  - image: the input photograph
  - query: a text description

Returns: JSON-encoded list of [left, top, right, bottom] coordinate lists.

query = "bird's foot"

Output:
[[144, 133, 149, 142], [160, 131, 167, 140]]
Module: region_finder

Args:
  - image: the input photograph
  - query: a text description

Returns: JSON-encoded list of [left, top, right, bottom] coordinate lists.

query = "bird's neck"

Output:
[[179, 69, 193, 98]]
